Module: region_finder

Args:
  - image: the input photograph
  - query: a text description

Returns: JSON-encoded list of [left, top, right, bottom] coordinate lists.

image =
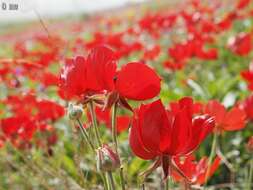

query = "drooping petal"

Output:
[[116, 62, 161, 100]]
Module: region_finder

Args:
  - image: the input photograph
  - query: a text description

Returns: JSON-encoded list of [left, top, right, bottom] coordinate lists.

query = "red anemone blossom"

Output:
[[129, 97, 214, 178], [172, 155, 221, 185], [60, 45, 161, 105], [204, 100, 246, 133]]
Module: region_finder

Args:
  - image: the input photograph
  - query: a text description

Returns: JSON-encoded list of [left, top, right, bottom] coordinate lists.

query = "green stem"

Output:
[[89, 101, 102, 147], [101, 173, 109, 190], [247, 158, 253, 190], [111, 103, 118, 153], [77, 119, 95, 152], [120, 166, 126, 190], [165, 179, 169, 190], [204, 132, 218, 187], [108, 171, 116, 190]]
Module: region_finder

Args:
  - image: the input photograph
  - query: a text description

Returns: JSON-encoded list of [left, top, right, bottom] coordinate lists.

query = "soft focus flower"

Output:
[[204, 100, 246, 133], [129, 97, 214, 178]]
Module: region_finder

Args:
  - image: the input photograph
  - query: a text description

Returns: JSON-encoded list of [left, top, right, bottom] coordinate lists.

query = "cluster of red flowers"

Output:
[[0, 0, 252, 188], [0, 93, 64, 150]]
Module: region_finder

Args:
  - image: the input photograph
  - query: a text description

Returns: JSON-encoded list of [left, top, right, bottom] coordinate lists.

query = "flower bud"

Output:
[[246, 136, 253, 153], [68, 104, 83, 120], [97, 144, 120, 172]]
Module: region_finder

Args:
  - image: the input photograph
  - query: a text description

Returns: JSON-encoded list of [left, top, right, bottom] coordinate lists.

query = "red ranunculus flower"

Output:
[[204, 100, 246, 133], [172, 155, 221, 185], [129, 97, 214, 178]]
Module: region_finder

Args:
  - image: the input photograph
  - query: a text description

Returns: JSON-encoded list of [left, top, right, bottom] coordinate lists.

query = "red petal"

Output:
[[184, 115, 214, 154], [129, 117, 157, 160], [205, 100, 226, 125], [138, 100, 165, 153], [222, 107, 246, 131], [86, 45, 117, 91], [168, 108, 192, 155], [116, 62, 161, 100]]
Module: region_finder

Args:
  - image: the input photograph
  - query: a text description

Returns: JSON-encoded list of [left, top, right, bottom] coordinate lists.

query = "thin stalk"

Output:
[[204, 132, 218, 187], [111, 103, 118, 153], [112, 103, 126, 190], [247, 158, 253, 190], [77, 119, 95, 152], [120, 166, 126, 190], [101, 173, 109, 190], [89, 101, 102, 147], [108, 171, 116, 190]]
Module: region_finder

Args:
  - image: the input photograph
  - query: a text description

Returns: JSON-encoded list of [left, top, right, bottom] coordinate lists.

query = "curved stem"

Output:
[[77, 119, 95, 152], [89, 101, 102, 147], [204, 132, 218, 187]]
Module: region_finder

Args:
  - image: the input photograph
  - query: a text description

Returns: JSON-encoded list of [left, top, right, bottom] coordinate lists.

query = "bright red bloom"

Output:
[[172, 155, 221, 185], [129, 97, 214, 177], [60, 45, 161, 102], [60, 45, 116, 99], [227, 33, 252, 56], [204, 100, 246, 132]]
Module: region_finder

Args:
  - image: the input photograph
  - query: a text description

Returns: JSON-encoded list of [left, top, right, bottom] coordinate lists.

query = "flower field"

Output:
[[0, 0, 253, 189]]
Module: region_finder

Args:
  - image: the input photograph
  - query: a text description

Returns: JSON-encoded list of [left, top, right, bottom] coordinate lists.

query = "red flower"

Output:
[[227, 33, 252, 56], [129, 97, 214, 178], [204, 100, 246, 132], [60, 45, 161, 104], [1, 116, 37, 142], [36, 100, 65, 122], [60, 45, 117, 99], [172, 155, 221, 185]]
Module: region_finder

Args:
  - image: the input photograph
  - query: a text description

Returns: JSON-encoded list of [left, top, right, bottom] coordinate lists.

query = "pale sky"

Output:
[[0, 0, 146, 23]]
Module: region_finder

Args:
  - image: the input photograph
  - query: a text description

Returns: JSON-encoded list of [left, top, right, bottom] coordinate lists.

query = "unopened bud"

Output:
[[68, 104, 83, 120], [97, 144, 120, 172], [246, 136, 253, 153]]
